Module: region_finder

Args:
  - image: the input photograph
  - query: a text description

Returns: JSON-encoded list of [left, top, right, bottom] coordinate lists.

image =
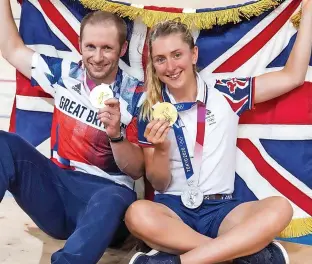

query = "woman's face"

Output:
[[151, 33, 198, 92]]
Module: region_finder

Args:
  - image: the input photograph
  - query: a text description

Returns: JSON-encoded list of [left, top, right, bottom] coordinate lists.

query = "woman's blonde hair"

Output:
[[140, 20, 196, 120]]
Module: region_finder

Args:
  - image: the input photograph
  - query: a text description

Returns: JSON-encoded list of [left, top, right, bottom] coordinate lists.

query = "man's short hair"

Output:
[[80, 11, 127, 47]]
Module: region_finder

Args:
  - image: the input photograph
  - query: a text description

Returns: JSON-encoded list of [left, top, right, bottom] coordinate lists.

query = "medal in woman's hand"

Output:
[[152, 102, 178, 126]]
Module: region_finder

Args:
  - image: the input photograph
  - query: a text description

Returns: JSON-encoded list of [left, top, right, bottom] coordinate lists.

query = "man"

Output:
[[0, 1, 145, 263]]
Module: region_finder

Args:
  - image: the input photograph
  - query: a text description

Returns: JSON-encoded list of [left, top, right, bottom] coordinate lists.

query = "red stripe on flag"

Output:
[[240, 82, 312, 125], [16, 71, 52, 98], [214, 0, 301, 73], [9, 98, 16, 133], [237, 138, 312, 216], [144, 6, 183, 13], [38, 0, 80, 52]]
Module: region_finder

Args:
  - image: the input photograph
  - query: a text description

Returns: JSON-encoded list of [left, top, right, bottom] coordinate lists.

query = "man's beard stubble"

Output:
[[86, 61, 118, 84]]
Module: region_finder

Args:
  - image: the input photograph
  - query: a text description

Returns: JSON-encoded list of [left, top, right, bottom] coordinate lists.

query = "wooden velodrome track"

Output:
[[1, 198, 312, 264], [0, 1, 311, 263]]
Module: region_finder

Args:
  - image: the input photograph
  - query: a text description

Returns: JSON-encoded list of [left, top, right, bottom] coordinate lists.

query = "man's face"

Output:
[[80, 23, 127, 84]]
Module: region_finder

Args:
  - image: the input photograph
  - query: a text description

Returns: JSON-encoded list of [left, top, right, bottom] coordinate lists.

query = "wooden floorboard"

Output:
[[1, 198, 312, 263]]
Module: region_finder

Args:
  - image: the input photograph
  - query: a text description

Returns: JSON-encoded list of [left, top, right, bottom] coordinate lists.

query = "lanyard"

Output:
[[161, 86, 207, 186], [85, 67, 123, 99]]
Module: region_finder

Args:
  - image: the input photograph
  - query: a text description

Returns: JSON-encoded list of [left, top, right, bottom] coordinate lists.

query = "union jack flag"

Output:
[[11, 0, 312, 244]]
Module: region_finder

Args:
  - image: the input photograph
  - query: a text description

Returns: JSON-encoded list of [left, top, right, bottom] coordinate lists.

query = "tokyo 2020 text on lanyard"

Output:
[[161, 84, 208, 209]]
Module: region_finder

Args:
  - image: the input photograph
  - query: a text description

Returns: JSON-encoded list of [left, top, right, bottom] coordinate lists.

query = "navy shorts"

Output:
[[154, 194, 243, 238]]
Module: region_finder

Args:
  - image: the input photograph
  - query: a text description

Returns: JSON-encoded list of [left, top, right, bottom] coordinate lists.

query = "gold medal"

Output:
[[89, 84, 114, 108], [152, 102, 178, 126]]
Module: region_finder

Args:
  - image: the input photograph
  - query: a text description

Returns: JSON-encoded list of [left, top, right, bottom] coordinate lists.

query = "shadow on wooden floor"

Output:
[[26, 225, 312, 264], [1, 198, 312, 264], [26, 226, 138, 264]]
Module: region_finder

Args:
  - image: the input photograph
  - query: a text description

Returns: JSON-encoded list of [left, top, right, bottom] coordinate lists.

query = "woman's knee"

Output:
[[266, 196, 293, 227], [277, 196, 293, 221], [125, 200, 157, 235]]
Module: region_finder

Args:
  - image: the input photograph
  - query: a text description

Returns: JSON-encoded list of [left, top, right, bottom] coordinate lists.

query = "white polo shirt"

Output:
[[138, 74, 254, 195]]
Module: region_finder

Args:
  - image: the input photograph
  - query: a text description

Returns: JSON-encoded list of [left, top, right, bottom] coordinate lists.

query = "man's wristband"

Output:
[[108, 134, 124, 143]]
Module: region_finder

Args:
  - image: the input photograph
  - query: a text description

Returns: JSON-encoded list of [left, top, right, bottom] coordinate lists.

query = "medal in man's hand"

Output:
[[89, 84, 114, 109]]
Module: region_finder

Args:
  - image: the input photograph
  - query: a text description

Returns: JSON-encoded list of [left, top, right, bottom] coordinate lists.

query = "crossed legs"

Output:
[[125, 196, 293, 264]]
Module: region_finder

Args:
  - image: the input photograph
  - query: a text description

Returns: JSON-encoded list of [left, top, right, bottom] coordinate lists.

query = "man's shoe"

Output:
[[233, 241, 289, 264], [129, 249, 181, 264]]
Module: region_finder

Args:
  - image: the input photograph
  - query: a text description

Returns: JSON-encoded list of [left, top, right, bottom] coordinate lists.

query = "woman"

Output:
[[126, 1, 312, 263]]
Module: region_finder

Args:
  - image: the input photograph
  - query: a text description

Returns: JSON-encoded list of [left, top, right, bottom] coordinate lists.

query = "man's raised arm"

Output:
[[0, 0, 34, 79]]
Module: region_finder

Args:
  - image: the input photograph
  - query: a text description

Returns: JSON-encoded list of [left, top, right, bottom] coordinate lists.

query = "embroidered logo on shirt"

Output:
[[72, 83, 81, 95], [206, 109, 216, 125]]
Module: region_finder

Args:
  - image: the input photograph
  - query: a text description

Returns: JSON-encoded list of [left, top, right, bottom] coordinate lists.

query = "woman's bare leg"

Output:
[[125, 200, 212, 254], [180, 196, 293, 264], [126, 197, 293, 264]]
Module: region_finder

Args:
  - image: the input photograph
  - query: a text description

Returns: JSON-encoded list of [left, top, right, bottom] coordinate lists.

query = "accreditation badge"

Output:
[[89, 84, 114, 109]]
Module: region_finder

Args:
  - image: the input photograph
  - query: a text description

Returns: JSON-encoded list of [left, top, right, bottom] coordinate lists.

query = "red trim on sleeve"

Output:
[[9, 98, 16, 133], [126, 117, 139, 144], [126, 117, 154, 148], [138, 142, 154, 148]]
